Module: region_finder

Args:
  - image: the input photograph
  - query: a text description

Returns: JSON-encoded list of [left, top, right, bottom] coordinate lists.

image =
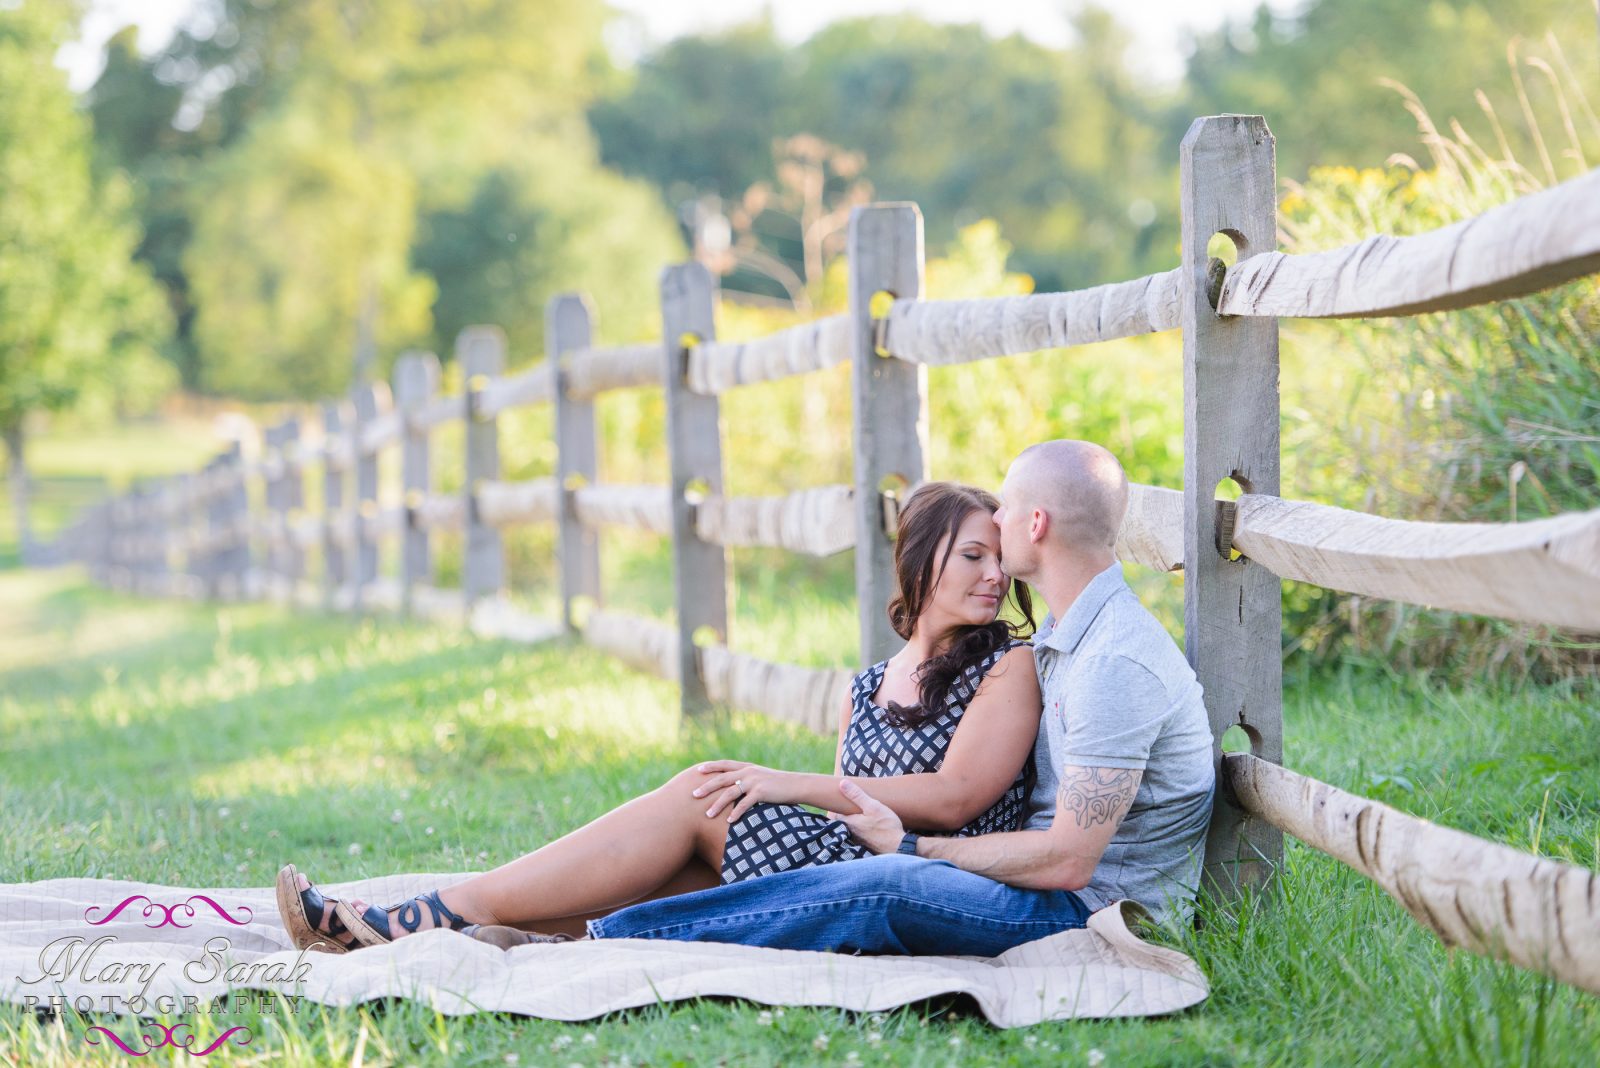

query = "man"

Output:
[[485, 440, 1217, 955]]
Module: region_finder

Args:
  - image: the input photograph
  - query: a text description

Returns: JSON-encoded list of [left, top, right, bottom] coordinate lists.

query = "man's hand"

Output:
[[829, 780, 906, 854]]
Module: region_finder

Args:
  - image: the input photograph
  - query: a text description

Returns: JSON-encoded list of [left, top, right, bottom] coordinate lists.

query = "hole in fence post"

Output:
[[878, 474, 909, 539], [684, 478, 711, 506], [1206, 230, 1243, 265], [1213, 476, 1246, 561], [691, 624, 721, 648], [1220, 723, 1261, 756], [1205, 230, 1244, 312], [869, 291, 896, 357]]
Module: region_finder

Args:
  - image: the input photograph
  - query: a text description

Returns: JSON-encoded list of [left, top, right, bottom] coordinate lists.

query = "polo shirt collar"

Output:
[[1034, 561, 1126, 655]]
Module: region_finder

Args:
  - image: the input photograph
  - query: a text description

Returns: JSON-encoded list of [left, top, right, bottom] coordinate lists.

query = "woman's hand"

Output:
[[691, 761, 795, 824]]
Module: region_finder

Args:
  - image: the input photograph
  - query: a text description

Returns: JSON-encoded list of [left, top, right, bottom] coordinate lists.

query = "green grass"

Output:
[[2, 568, 1597, 1066]]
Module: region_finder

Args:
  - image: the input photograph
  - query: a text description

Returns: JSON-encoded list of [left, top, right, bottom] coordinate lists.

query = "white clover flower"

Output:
[[756, 1011, 774, 1027], [1087, 1049, 1106, 1067], [390, 809, 404, 823], [346, 843, 362, 856], [582, 1033, 597, 1045], [813, 1033, 830, 1051], [866, 1030, 883, 1046], [948, 1035, 963, 1048]]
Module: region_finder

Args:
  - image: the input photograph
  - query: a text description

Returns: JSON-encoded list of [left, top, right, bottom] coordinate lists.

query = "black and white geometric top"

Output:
[[720, 639, 1032, 884]]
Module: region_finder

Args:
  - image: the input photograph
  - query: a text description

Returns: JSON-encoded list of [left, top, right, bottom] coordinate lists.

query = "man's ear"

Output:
[[1030, 508, 1048, 545]]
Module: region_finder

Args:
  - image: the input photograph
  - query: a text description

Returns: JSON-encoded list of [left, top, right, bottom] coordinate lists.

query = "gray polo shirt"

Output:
[[1024, 562, 1215, 925]]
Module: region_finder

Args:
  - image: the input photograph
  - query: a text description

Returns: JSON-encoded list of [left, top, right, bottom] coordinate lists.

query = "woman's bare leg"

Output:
[[343, 767, 731, 938], [514, 857, 720, 939]]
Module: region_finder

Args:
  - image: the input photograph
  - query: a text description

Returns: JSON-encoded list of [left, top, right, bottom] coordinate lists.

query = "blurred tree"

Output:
[[413, 142, 684, 363], [185, 100, 435, 399], [94, 0, 676, 399], [1, 0, 174, 560], [88, 28, 204, 386], [590, 10, 1172, 294], [709, 134, 873, 312], [791, 11, 1172, 291], [589, 19, 790, 205], [1183, 0, 1598, 179]]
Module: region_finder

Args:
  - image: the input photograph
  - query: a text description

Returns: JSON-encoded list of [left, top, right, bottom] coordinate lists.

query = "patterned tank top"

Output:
[[840, 638, 1032, 837]]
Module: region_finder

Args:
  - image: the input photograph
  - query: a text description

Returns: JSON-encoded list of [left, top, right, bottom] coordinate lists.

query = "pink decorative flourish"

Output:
[[84, 1025, 153, 1056], [190, 1027, 253, 1056], [84, 1023, 252, 1057], [84, 895, 254, 928]]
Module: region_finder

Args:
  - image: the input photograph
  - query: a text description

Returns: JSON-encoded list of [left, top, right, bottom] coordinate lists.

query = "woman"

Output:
[[279, 481, 1040, 952]]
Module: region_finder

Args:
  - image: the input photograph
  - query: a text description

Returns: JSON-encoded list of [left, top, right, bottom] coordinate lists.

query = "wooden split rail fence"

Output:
[[46, 115, 1600, 996]]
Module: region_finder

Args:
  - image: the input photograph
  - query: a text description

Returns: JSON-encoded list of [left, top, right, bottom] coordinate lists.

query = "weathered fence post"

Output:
[[129, 482, 149, 594], [660, 263, 728, 714], [90, 495, 112, 588], [321, 402, 346, 610], [199, 457, 221, 598], [177, 472, 198, 597], [263, 422, 288, 601], [320, 403, 345, 608], [223, 441, 251, 599], [1179, 114, 1284, 897], [549, 294, 602, 634], [350, 384, 385, 611], [848, 204, 929, 668], [461, 327, 506, 610], [395, 351, 439, 615], [151, 477, 173, 594], [280, 417, 305, 602]]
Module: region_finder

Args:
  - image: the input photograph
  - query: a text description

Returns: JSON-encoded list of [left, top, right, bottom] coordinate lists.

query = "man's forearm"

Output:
[[915, 829, 1087, 891]]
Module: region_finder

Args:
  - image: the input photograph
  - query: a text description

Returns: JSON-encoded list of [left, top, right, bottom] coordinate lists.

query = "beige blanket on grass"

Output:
[[0, 873, 1208, 1028]]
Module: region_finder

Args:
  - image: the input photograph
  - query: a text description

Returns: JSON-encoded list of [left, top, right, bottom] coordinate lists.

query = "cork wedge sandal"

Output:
[[275, 863, 364, 954], [332, 887, 473, 949]]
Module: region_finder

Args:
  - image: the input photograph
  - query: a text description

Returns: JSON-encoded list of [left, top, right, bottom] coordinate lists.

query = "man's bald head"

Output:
[[1004, 440, 1128, 555]]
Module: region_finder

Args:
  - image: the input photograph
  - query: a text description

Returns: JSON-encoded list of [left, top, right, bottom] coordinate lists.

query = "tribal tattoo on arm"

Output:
[[1058, 767, 1140, 829]]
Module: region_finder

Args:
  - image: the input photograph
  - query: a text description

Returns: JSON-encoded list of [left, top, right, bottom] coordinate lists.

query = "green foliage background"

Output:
[[1, 0, 1596, 670]]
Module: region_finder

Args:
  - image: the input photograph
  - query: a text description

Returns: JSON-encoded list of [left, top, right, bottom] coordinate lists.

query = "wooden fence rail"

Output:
[[44, 115, 1600, 998]]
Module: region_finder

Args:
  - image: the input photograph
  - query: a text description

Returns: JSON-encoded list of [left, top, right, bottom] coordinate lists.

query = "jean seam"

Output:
[[596, 890, 1083, 941]]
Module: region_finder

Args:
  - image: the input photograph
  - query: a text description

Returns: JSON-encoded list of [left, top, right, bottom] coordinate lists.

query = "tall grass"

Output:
[[1277, 38, 1600, 675]]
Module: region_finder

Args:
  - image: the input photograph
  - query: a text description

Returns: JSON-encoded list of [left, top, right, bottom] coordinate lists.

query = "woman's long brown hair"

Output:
[[882, 481, 1035, 729]]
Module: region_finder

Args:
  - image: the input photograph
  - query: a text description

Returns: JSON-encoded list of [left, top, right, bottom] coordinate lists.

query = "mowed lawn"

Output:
[[2, 567, 1598, 1066]]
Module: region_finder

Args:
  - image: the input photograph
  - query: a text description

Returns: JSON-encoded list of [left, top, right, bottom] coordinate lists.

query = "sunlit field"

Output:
[[2, 562, 1597, 1066]]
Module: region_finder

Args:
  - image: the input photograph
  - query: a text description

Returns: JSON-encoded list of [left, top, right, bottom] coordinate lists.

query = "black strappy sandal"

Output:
[[333, 887, 473, 948], [275, 863, 364, 954]]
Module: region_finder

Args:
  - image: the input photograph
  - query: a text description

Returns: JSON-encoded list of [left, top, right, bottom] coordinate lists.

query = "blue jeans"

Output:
[[587, 853, 1093, 956]]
